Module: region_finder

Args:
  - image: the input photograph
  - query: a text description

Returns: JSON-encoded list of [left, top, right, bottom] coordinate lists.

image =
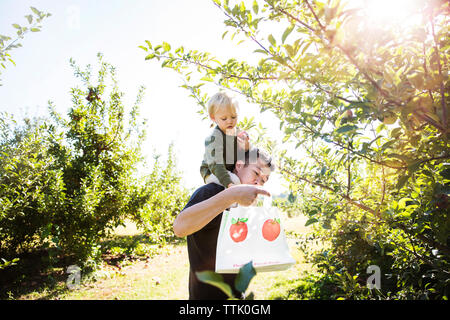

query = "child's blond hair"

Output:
[[207, 92, 239, 118]]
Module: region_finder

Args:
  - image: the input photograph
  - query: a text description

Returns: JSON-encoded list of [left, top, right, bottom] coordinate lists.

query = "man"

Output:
[[173, 148, 274, 300]]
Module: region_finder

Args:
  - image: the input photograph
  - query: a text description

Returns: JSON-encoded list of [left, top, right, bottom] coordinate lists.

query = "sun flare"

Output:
[[346, 0, 424, 28]]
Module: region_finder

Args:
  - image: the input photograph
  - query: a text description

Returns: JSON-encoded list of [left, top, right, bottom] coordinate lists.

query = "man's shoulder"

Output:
[[191, 183, 225, 200], [183, 183, 225, 210]]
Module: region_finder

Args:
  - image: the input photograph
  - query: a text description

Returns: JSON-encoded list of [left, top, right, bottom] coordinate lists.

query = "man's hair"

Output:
[[242, 147, 276, 172], [207, 92, 239, 118]]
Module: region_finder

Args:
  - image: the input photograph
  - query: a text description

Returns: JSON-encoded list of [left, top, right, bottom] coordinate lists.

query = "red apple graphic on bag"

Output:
[[262, 218, 281, 241], [229, 218, 248, 242]]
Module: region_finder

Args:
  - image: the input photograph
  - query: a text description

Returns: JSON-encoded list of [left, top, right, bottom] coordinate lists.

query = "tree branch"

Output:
[[281, 167, 377, 214], [429, 10, 448, 130], [212, 1, 271, 55], [303, 0, 447, 134], [304, 0, 324, 30], [346, 143, 351, 197], [281, 167, 450, 256], [272, 5, 317, 33], [297, 120, 408, 169], [396, 223, 450, 256]]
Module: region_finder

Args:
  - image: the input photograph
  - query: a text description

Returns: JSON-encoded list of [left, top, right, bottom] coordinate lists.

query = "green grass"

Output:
[[59, 243, 189, 300], [247, 246, 313, 299]]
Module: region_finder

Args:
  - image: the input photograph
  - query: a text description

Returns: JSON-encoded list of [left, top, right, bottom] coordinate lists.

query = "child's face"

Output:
[[211, 107, 238, 134]]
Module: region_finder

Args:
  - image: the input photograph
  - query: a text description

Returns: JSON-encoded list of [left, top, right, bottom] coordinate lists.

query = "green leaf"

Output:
[[285, 127, 296, 135], [162, 42, 171, 52], [294, 100, 301, 113], [268, 34, 276, 46], [196, 271, 234, 298], [336, 124, 357, 134], [222, 30, 229, 39], [234, 261, 256, 293], [253, 49, 267, 55], [239, 2, 245, 12], [407, 161, 421, 174], [30, 7, 41, 16], [322, 221, 331, 229], [288, 192, 296, 203], [398, 197, 413, 210], [305, 218, 318, 226], [145, 54, 155, 60], [381, 140, 396, 151], [12, 24, 21, 29], [396, 175, 410, 190], [282, 25, 295, 44], [30, 28, 40, 32], [285, 44, 296, 58], [252, 0, 259, 14], [269, 55, 285, 64], [161, 60, 170, 68], [390, 127, 402, 138], [376, 123, 386, 134], [407, 72, 424, 89], [244, 292, 255, 300]]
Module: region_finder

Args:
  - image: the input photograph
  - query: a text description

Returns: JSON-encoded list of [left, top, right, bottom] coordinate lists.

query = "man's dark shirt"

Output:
[[182, 183, 240, 300]]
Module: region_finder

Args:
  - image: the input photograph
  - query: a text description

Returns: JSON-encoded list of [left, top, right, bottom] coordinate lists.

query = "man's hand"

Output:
[[228, 184, 271, 206]]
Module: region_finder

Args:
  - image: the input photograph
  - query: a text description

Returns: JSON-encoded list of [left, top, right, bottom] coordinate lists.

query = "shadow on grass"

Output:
[[0, 248, 69, 300], [268, 273, 342, 300], [0, 233, 185, 300]]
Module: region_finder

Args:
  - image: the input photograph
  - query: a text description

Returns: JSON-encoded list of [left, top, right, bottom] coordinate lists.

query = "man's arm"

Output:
[[173, 185, 270, 238]]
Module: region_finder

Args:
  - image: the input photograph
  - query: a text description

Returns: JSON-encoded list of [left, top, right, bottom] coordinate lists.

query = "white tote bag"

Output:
[[215, 196, 296, 273]]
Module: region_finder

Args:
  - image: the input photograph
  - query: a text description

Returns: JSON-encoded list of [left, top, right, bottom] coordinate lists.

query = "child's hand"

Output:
[[237, 130, 249, 140], [237, 131, 250, 151]]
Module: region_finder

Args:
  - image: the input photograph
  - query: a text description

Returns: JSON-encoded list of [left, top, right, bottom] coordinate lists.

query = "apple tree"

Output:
[[142, 0, 449, 298]]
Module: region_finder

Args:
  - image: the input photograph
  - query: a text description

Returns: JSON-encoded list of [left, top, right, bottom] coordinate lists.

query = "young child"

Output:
[[200, 92, 250, 189]]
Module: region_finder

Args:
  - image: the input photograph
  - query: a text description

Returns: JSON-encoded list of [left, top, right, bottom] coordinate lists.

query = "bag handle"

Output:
[[253, 193, 272, 208]]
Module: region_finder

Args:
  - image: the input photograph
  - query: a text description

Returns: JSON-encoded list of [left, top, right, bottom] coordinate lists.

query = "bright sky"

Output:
[[0, 0, 287, 194]]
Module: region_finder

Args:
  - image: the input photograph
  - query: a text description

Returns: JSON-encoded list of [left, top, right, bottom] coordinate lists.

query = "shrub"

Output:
[[0, 115, 60, 256], [132, 144, 190, 243], [0, 54, 189, 269]]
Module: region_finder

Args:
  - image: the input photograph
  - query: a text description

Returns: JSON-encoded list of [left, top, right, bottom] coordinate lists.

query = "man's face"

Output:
[[235, 158, 271, 186]]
